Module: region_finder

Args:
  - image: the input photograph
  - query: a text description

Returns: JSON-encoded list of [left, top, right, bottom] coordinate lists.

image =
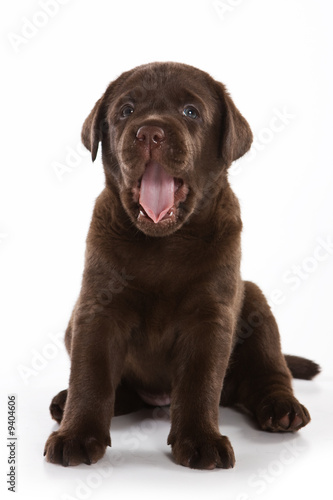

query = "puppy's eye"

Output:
[[121, 105, 134, 118], [183, 106, 199, 119]]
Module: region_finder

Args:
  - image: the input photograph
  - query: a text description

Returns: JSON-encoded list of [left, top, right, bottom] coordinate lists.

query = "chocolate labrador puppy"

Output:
[[44, 62, 319, 469]]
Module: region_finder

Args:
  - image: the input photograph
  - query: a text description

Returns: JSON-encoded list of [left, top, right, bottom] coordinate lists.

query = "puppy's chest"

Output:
[[124, 299, 177, 390], [115, 235, 217, 293], [130, 295, 179, 350]]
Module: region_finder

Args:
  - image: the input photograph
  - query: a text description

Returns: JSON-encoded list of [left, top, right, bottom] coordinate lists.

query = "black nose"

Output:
[[136, 126, 165, 147]]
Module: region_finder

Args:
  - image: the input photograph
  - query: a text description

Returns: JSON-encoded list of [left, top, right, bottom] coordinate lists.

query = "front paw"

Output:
[[168, 431, 235, 470], [44, 429, 111, 466], [256, 395, 311, 432]]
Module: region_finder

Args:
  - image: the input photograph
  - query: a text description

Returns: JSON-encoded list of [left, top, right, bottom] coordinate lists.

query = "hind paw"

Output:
[[50, 389, 67, 424], [256, 395, 310, 432]]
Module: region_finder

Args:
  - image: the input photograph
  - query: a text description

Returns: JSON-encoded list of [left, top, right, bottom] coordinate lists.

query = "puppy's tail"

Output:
[[284, 354, 320, 380]]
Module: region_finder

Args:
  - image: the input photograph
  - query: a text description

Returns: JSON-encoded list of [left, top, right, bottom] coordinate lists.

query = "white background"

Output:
[[1, 0, 333, 499]]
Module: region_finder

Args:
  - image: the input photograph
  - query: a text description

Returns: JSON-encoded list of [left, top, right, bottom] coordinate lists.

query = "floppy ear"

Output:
[[81, 95, 108, 162], [217, 82, 253, 166]]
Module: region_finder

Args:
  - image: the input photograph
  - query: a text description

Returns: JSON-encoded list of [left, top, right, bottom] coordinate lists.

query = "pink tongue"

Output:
[[139, 162, 175, 223]]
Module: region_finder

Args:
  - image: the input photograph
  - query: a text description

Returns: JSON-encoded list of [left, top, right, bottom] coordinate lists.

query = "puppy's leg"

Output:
[[222, 281, 311, 431], [168, 302, 235, 470], [49, 320, 73, 424], [44, 302, 128, 466], [49, 383, 145, 424]]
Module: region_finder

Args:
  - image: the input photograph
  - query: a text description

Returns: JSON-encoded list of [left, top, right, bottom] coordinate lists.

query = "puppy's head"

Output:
[[82, 62, 252, 237]]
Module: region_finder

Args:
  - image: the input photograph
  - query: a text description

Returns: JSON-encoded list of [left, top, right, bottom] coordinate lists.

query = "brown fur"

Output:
[[44, 62, 319, 469]]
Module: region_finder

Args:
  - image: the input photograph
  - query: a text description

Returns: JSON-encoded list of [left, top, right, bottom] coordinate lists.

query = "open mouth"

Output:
[[135, 161, 188, 224]]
